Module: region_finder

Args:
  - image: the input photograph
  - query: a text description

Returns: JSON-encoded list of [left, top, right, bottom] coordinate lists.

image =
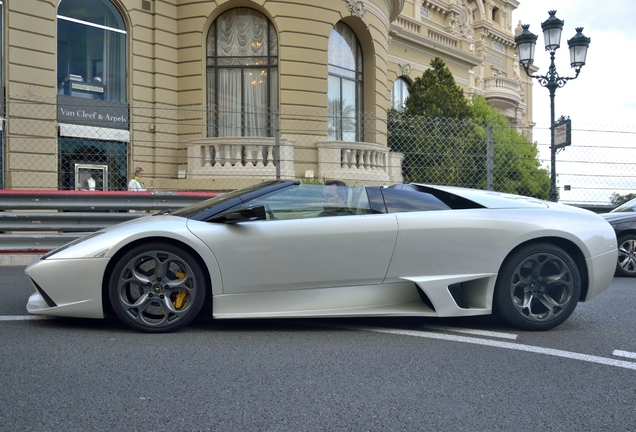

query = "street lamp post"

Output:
[[515, 10, 591, 202]]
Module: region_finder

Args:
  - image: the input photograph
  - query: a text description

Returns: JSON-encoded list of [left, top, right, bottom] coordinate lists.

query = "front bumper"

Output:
[[25, 257, 109, 318], [584, 248, 618, 301]]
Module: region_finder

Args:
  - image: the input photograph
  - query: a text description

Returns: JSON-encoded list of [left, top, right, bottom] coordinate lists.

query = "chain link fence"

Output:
[[531, 123, 636, 205], [2, 96, 635, 205]]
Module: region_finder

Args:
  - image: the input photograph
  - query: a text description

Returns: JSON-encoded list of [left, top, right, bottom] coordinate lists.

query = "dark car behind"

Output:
[[601, 197, 636, 277]]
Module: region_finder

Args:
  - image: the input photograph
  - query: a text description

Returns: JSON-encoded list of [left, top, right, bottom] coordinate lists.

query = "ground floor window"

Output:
[[58, 138, 127, 190]]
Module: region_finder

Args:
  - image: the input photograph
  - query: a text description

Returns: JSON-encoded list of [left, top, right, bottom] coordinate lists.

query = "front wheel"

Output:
[[493, 243, 581, 331], [108, 242, 207, 333], [615, 234, 636, 277]]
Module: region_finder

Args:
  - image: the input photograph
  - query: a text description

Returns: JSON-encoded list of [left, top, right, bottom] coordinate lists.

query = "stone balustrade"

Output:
[[483, 76, 523, 107], [484, 76, 521, 92], [317, 141, 403, 183], [186, 137, 295, 179], [396, 15, 421, 34], [427, 29, 458, 48], [185, 137, 403, 185]]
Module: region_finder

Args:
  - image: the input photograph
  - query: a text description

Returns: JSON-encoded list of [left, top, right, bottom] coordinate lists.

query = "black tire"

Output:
[[108, 242, 207, 333], [615, 234, 636, 277], [493, 243, 581, 331]]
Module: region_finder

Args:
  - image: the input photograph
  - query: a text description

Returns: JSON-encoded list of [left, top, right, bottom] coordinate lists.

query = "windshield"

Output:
[[170, 180, 287, 218], [611, 197, 636, 213]]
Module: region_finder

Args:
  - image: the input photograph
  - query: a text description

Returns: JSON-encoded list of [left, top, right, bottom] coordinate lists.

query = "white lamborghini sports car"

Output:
[[26, 181, 617, 333]]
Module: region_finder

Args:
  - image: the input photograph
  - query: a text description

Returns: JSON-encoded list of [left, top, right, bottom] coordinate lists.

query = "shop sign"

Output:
[[57, 95, 129, 130]]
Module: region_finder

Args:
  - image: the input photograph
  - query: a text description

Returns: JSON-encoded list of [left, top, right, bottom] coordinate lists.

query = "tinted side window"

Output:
[[380, 188, 451, 213]]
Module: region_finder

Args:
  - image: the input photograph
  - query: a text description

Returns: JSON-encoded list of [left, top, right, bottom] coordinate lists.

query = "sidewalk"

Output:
[[0, 255, 41, 266]]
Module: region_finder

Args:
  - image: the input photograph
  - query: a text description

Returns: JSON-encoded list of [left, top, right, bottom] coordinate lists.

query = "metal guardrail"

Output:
[[0, 233, 85, 252], [0, 190, 216, 211], [0, 212, 139, 231], [0, 190, 217, 253]]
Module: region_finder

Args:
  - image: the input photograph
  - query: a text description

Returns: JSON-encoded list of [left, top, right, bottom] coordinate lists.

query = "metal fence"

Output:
[[2, 96, 635, 204], [0, 190, 216, 253], [531, 123, 636, 205]]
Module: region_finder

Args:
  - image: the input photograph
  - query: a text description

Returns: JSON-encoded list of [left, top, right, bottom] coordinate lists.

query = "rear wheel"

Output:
[[108, 242, 207, 333], [615, 234, 636, 277], [493, 243, 581, 331]]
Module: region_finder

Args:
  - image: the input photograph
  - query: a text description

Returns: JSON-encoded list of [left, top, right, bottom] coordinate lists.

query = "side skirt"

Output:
[[211, 279, 493, 319]]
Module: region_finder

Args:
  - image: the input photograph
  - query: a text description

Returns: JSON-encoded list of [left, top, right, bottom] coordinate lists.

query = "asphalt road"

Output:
[[1, 266, 635, 432]]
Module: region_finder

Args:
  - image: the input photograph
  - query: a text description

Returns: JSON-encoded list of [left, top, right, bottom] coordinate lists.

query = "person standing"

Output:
[[128, 167, 146, 191]]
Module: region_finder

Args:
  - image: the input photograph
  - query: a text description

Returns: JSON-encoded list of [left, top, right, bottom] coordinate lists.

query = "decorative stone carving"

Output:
[[465, 26, 474, 42], [516, 109, 532, 140], [446, 13, 460, 35], [475, 31, 487, 59], [343, 0, 366, 18], [399, 63, 412, 77], [513, 55, 521, 82]]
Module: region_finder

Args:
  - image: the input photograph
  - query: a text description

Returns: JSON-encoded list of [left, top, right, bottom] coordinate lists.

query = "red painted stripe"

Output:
[[0, 190, 218, 197]]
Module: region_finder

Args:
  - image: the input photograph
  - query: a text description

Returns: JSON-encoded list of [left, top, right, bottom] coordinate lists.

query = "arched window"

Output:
[[392, 78, 409, 112], [57, 0, 127, 102], [206, 8, 278, 137], [328, 22, 363, 142]]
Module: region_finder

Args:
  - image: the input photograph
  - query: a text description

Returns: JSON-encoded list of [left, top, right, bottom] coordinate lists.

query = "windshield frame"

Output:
[[611, 197, 636, 213], [171, 180, 296, 220]]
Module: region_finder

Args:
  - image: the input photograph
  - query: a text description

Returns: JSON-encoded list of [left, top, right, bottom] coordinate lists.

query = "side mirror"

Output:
[[209, 206, 267, 224]]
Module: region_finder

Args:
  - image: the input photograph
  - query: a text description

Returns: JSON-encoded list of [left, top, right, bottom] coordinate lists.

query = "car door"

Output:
[[187, 185, 398, 294]]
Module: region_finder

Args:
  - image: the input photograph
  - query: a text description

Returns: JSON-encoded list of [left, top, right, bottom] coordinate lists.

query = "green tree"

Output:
[[609, 192, 636, 206], [389, 57, 478, 185], [388, 57, 551, 199], [404, 57, 473, 120], [469, 95, 551, 199]]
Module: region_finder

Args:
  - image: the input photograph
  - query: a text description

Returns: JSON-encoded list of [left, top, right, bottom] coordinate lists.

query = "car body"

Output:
[[26, 180, 617, 332], [601, 197, 636, 277]]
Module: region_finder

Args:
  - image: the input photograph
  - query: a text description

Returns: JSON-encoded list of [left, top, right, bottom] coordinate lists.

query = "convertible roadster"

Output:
[[26, 180, 617, 332]]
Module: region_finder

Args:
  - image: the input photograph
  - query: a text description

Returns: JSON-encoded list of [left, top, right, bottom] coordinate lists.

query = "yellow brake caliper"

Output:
[[173, 269, 188, 309]]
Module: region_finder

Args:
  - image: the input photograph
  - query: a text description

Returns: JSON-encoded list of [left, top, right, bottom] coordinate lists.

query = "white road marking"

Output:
[[613, 350, 636, 360], [424, 325, 518, 340], [0, 315, 54, 321], [343, 325, 636, 371], [1, 316, 633, 371]]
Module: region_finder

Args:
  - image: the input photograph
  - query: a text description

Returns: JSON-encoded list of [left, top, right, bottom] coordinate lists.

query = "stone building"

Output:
[[0, 0, 531, 191]]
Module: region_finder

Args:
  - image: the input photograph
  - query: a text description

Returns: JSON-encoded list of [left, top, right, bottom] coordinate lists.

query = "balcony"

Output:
[[395, 14, 421, 34], [317, 141, 403, 183], [185, 137, 404, 185], [483, 76, 523, 110], [186, 137, 295, 180]]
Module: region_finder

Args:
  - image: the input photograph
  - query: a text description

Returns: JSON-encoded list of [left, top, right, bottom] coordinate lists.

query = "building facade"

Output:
[[0, 0, 532, 191]]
